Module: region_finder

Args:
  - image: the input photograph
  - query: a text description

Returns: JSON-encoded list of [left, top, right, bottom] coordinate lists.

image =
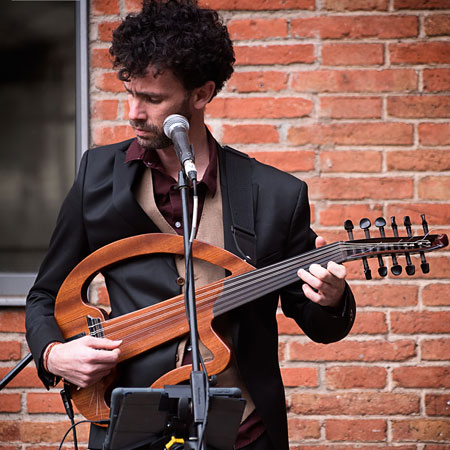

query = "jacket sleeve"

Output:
[[279, 180, 356, 344], [25, 151, 91, 387]]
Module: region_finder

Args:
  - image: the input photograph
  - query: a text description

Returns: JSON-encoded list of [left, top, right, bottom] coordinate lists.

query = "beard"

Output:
[[129, 96, 192, 150], [129, 120, 172, 150]]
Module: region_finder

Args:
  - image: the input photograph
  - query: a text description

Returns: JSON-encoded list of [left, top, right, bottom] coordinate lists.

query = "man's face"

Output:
[[124, 68, 192, 150]]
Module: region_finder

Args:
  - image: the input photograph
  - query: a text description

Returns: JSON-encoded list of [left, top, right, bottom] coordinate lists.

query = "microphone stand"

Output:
[[178, 168, 207, 450]]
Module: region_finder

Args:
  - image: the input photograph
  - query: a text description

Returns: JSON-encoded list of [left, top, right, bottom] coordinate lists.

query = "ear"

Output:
[[191, 81, 216, 110]]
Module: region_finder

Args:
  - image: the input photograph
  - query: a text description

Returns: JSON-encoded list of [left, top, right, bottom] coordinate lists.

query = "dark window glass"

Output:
[[0, 1, 76, 272]]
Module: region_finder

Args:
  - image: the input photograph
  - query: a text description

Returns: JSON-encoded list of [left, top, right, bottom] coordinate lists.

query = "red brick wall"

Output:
[[1, 0, 449, 448]]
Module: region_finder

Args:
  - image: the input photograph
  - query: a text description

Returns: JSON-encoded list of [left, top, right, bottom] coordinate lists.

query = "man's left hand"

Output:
[[297, 236, 346, 308]]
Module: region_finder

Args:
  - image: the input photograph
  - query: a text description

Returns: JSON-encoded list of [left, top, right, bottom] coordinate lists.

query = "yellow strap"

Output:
[[165, 436, 185, 449]]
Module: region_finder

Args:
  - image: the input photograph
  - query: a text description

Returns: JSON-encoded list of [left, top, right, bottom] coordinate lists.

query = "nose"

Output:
[[128, 97, 146, 121]]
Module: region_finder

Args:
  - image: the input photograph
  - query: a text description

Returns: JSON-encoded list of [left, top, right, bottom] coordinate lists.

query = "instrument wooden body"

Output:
[[54, 233, 254, 424], [53, 231, 448, 424]]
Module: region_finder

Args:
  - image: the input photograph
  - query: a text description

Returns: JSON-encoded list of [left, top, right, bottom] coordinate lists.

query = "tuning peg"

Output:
[[359, 218, 372, 280], [344, 219, 355, 240], [390, 217, 402, 276], [421, 214, 429, 235], [375, 217, 387, 237], [403, 216, 415, 275], [420, 214, 430, 273], [374, 217, 388, 277]]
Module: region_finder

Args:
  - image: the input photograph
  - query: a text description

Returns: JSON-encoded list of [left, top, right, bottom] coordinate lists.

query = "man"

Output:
[[25, 1, 356, 449]]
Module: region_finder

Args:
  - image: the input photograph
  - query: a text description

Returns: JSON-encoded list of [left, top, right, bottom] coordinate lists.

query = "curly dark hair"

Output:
[[109, 0, 235, 98]]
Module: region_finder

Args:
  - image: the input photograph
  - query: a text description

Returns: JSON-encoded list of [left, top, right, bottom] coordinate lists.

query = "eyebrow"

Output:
[[124, 85, 164, 99]]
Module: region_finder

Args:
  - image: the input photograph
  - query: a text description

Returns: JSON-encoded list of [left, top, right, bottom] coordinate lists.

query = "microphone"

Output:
[[163, 114, 197, 181]]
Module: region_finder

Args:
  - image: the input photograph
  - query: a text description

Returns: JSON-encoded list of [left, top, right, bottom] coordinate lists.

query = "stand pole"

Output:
[[178, 169, 207, 450]]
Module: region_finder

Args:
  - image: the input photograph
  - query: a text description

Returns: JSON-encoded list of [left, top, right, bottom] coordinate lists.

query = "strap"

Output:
[[222, 145, 257, 264]]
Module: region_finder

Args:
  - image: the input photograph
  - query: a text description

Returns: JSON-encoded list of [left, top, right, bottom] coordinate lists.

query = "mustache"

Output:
[[129, 120, 159, 132]]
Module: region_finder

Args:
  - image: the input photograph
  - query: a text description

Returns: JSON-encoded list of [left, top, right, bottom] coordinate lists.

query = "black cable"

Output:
[[57, 419, 109, 450]]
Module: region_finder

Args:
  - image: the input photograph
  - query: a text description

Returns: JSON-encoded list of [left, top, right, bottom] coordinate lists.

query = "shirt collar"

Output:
[[125, 130, 218, 195]]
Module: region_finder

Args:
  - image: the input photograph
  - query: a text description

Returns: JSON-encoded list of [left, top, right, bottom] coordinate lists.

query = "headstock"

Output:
[[343, 214, 448, 280]]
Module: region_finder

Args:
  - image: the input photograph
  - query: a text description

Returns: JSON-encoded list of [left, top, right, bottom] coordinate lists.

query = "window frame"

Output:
[[0, 0, 89, 305]]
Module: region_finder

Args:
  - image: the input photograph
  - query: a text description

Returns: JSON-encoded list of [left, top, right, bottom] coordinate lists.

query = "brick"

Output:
[[95, 72, 123, 93], [324, 0, 388, 10], [93, 125, 135, 146], [419, 176, 450, 200], [391, 311, 450, 334], [248, 150, 315, 172], [200, 0, 315, 10], [92, 100, 119, 121], [292, 446, 415, 450], [234, 44, 315, 66], [424, 69, 450, 92], [0, 393, 21, 412], [325, 366, 387, 389], [319, 97, 382, 119], [319, 204, 384, 227], [322, 43, 384, 66], [289, 123, 414, 146], [222, 124, 279, 144], [206, 97, 313, 119], [0, 420, 89, 443], [280, 367, 318, 387], [289, 339, 416, 362], [349, 284, 418, 307], [392, 419, 450, 442], [307, 177, 414, 201], [91, 0, 120, 15], [425, 14, 450, 36], [419, 123, 450, 146], [291, 16, 417, 39], [421, 338, 450, 360], [326, 418, 386, 441], [27, 393, 67, 414], [0, 310, 25, 333], [351, 311, 387, 334], [226, 71, 288, 93], [394, 0, 450, 9], [278, 314, 305, 335], [227, 19, 288, 40], [290, 392, 418, 415], [393, 366, 450, 388], [0, 367, 41, 388], [0, 341, 21, 360], [425, 393, 450, 416], [397, 255, 450, 279], [390, 42, 450, 64], [387, 203, 450, 226], [387, 150, 450, 171], [97, 21, 121, 42], [319, 150, 382, 172], [287, 419, 320, 441], [291, 69, 417, 93], [91, 48, 113, 69], [124, 0, 141, 13], [423, 283, 450, 306], [388, 96, 450, 118]]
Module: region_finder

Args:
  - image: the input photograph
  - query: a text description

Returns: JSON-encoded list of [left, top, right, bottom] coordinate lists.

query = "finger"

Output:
[[301, 282, 323, 304], [315, 236, 327, 248], [85, 336, 123, 350], [327, 261, 347, 280]]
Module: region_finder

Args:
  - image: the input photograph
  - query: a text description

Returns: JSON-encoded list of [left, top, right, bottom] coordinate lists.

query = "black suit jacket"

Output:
[[26, 138, 355, 449]]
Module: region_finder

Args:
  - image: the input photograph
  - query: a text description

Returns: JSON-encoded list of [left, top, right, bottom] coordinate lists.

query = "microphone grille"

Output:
[[163, 114, 190, 139]]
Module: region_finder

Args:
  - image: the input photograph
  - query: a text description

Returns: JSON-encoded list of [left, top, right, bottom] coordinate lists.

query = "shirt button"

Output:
[[175, 221, 181, 228], [176, 277, 185, 286]]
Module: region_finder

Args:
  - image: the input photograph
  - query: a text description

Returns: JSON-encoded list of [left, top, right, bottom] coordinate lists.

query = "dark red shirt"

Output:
[[125, 133, 217, 235]]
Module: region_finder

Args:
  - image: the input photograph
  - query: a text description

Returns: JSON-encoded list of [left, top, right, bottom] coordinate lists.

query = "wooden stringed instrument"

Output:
[[54, 216, 448, 424]]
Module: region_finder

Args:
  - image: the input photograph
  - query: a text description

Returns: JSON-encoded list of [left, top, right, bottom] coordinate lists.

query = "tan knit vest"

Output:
[[134, 166, 255, 420]]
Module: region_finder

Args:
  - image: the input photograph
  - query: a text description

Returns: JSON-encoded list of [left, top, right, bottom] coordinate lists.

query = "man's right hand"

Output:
[[46, 336, 122, 388]]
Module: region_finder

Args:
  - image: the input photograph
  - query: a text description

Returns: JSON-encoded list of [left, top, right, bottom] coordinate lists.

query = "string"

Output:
[[87, 238, 432, 349]]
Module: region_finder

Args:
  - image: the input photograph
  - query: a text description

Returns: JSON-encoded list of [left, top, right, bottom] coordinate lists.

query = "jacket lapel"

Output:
[[112, 143, 161, 235]]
